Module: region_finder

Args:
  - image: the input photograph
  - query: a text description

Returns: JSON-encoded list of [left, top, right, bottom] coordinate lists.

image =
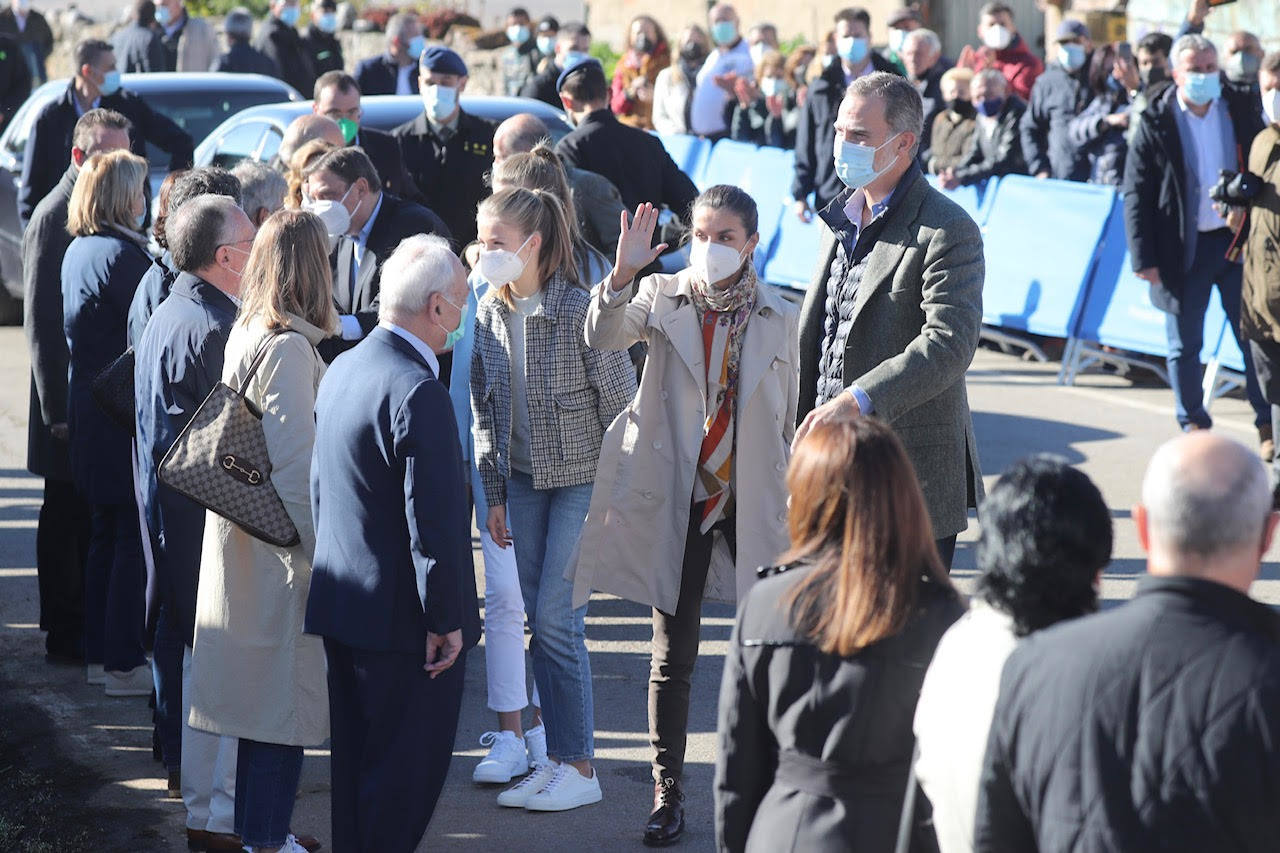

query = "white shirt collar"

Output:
[[379, 320, 440, 376]]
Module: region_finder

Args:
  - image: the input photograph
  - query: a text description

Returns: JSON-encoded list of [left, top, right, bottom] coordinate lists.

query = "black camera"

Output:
[[1209, 169, 1263, 206]]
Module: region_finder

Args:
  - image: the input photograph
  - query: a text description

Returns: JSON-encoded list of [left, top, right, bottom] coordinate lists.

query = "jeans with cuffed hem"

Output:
[[506, 470, 593, 762], [1164, 228, 1269, 429], [234, 739, 302, 848]]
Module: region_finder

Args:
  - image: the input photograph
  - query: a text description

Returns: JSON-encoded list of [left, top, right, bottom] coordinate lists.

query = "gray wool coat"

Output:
[[797, 169, 985, 539]]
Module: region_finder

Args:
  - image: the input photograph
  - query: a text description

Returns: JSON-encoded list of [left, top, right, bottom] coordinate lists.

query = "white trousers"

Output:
[[181, 646, 237, 833], [480, 527, 539, 713]]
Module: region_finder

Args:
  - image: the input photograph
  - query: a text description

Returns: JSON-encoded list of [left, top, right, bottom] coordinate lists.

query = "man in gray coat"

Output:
[[23, 108, 131, 662], [795, 72, 984, 569]]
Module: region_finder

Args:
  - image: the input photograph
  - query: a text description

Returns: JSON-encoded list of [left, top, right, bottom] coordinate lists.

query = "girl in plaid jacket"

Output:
[[470, 186, 636, 812]]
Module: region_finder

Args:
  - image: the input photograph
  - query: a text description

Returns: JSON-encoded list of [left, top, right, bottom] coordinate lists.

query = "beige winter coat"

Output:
[[571, 269, 799, 614], [187, 313, 330, 746]]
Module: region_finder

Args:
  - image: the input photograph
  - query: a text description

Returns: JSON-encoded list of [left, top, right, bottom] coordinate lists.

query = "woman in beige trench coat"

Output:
[[573, 188, 799, 846], [187, 211, 336, 853]]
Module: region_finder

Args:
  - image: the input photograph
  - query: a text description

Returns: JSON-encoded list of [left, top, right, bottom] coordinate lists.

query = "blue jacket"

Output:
[[127, 251, 177, 348], [62, 230, 153, 504], [354, 52, 417, 96], [307, 326, 481, 654], [134, 271, 237, 644], [1019, 63, 1091, 181]]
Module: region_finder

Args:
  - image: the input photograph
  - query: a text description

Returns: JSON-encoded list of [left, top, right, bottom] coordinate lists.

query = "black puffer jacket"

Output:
[[715, 563, 963, 853], [976, 575, 1280, 852]]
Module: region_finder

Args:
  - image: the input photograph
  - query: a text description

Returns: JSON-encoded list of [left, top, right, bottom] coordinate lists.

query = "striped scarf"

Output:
[[689, 264, 757, 532]]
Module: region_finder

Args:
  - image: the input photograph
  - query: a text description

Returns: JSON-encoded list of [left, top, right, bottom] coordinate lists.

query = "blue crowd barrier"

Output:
[[926, 175, 999, 226], [763, 200, 824, 289], [655, 132, 711, 182], [980, 176, 1116, 350]]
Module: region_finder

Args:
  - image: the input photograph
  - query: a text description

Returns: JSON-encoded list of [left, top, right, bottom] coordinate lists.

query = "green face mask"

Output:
[[337, 117, 359, 145]]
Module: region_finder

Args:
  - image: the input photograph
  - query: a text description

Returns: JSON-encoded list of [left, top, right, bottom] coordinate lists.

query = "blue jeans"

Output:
[[151, 605, 184, 773], [506, 471, 594, 763], [1165, 228, 1269, 429], [84, 501, 146, 671], [234, 739, 303, 848]]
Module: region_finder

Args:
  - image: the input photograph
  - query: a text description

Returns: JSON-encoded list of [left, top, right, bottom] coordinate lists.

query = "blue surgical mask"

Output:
[[506, 24, 530, 45], [99, 69, 121, 96], [407, 35, 425, 60], [1182, 71, 1221, 106], [760, 77, 788, 99], [536, 35, 555, 56], [1058, 42, 1086, 72], [837, 35, 869, 65], [976, 97, 1004, 117], [833, 132, 901, 191], [316, 12, 337, 33], [437, 294, 469, 350], [154, 5, 171, 26], [422, 83, 458, 121], [278, 4, 300, 26], [710, 21, 737, 46], [560, 50, 588, 69]]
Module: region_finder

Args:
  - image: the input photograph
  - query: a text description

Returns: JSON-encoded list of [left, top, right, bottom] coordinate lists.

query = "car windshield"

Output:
[[140, 91, 292, 169]]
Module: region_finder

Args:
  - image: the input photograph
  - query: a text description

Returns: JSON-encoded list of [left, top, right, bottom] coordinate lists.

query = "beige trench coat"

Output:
[[571, 269, 800, 614], [188, 313, 330, 747]]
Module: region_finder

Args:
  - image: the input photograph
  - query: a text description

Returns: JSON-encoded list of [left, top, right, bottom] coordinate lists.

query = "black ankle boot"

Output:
[[644, 776, 686, 846]]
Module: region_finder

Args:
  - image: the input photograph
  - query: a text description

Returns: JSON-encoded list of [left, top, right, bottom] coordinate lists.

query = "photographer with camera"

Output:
[[1239, 51, 1280, 495], [1122, 34, 1269, 443]]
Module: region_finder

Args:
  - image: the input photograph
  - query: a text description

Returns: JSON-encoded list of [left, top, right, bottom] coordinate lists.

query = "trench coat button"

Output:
[[775, 462, 785, 472], [652, 440, 663, 450], [643, 490, 654, 500], [771, 361, 778, 370], [661, 390, 669, 400], [777, 512, 786, 522]]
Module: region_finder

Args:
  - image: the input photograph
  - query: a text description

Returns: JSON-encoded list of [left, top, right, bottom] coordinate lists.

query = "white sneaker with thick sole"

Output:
[[524, 763, 602, 812], [496, 761, 557, 808], [524, 723, 548, 768], [104, 665, 153, 697], [473, 730, 529, 783]]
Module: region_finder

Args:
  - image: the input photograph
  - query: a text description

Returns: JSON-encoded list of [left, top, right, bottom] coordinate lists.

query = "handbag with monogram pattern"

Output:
[[157, 331, 301, 548]]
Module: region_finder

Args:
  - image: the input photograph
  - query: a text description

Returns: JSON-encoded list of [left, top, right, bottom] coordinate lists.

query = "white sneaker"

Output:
[[473, 730, 530, 783], [524, 763, 602, 812], [104, 665, 152, 697], [496, 761, 557, 808], [525, 723, 548, 768], [86, 663, 106, 685]]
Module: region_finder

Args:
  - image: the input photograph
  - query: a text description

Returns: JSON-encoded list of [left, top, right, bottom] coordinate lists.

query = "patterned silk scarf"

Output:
[[689, 262, 757, 532]]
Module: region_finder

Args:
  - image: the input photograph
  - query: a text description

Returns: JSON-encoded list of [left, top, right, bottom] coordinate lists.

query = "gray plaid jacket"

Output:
[[470, 272, 637, 508]]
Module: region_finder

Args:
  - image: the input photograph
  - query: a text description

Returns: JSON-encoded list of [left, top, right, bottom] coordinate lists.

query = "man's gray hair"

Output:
[[845, 72, 925, 156], [224, 7, 253, 40], [169, 194, 243, 273], [1141, 435, 1271, 558], [905, 28, 941, 55], [378, 234, 463, 323], [387, 11, 420, 46], [231, 160, 287, 219], [974, 67, 1009, 92], [1172, 33, 1217, 60]]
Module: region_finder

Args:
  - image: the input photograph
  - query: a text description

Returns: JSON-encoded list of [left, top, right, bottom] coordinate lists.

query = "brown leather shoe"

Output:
[[186, 829, 209, 852], [643, 777, 685, 847], [294, 834, 323, 852], [202, 832, 245, 852], [167, 769, 182, 800]]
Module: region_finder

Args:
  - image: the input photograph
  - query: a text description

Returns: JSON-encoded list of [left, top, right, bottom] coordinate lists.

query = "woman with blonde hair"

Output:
[[470, 187, 636, 811], [611, 14, 671, 129], [62, 149, 153, 695], [187, 210, 337, 853], [714, 416, 964, 853]]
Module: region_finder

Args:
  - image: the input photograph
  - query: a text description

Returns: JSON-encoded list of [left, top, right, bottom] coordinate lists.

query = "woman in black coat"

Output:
[[715, 415, 963, 853], [62, 149, 155, 694]]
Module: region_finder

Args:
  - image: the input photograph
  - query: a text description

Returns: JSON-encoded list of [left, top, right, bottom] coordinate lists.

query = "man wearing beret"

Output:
[[394, 46, 497, 249]]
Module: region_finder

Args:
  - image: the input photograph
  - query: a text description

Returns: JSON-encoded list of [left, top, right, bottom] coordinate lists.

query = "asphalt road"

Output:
[[0, 327, 1277, 851]]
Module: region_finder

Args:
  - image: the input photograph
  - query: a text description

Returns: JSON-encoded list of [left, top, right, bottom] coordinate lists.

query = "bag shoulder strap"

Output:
[[235, 328, 300, 398]]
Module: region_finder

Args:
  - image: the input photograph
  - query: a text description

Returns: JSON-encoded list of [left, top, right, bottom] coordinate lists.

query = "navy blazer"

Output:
[[134, 272, 238, 643], [354, 53, 418, 96], [62, 230, 153, 504], [126, 251, 177, 348], [307, 326, 480, 654]]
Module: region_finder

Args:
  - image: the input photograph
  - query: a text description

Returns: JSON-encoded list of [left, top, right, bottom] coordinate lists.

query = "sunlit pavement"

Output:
[[0, 327, 1275, 851]]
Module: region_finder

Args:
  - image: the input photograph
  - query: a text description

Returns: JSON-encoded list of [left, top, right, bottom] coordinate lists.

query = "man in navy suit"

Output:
[[307, 234, 479, 852], [353, 11, 422, 95]]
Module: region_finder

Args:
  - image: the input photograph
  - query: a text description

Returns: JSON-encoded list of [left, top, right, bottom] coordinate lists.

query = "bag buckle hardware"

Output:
[[221, 454, 262, 485]]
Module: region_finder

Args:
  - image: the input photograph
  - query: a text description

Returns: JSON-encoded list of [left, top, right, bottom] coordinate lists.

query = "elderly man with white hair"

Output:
[[307, 234, 480, 853], [975, 432, 1280, 850], [901, 27, 951, 166], [230, 159, 285, 226]]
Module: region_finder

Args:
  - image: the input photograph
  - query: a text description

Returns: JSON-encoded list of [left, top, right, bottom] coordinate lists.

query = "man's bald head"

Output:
[[494, 113, 551, 163], [278, 114, 345, 170], [1139, 433, 1274, 586]]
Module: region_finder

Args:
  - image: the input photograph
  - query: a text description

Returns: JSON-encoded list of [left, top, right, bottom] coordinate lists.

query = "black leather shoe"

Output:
[[643, 777, 685, 846]]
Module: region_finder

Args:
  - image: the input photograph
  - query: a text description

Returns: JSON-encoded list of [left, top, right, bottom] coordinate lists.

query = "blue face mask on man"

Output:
[[975, 97, 1004, 117], [407, 35, 425, 59], [437, 294, 469, 350], [836, 36, 869, 65], [834, 132, 902, 191], [710, 21, 737, 46], [99, 69, 121, 96], [278, 4, 300, 26], [1058, 42, 1086, 72], [154, 5, 172, 26], [1181, 71, 1222, 106]]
